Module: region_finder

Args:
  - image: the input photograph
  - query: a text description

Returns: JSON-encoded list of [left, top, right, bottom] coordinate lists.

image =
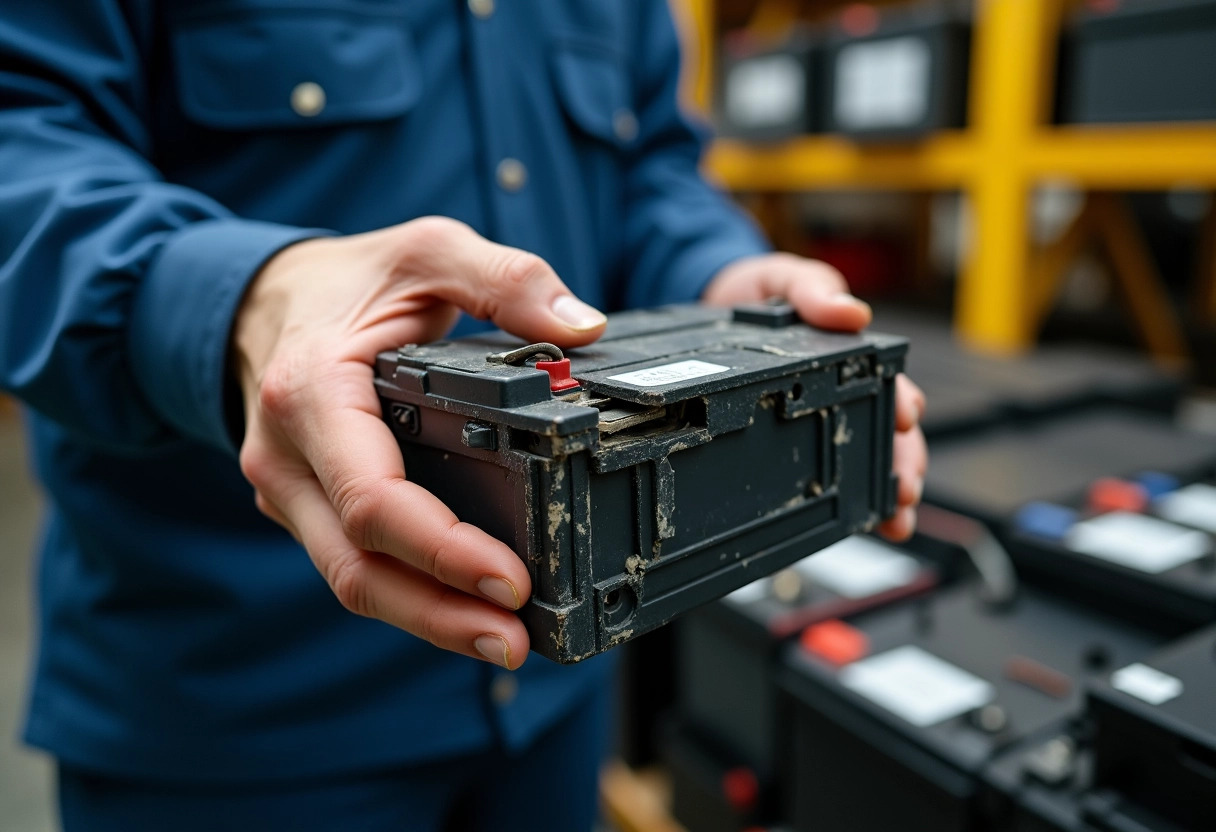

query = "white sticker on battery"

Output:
[[1111, 663, 1183, 706], [839, 645, 994, 727], [606, 360, 730, 387], [835, 36, 930, 130], [726, 54, 805, 128], [795, 536, 922, 599], [1155, 483, 1216, 533], [1064, 511, 1210, 574]]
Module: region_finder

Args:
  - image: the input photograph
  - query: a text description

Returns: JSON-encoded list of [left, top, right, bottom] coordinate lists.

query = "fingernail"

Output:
[[478, 576, 520, 610], [475, 634, 511, 669], [551, 295, 607, 331], [832, 292, 872, 315]]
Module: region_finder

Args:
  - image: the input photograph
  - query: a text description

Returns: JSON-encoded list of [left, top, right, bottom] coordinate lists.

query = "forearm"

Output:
[[0, 3, 323, 450], [617, 0, 771, 308]]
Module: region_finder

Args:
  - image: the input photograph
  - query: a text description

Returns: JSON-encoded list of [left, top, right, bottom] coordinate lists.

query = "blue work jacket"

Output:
[[0, 0, 768, 781]]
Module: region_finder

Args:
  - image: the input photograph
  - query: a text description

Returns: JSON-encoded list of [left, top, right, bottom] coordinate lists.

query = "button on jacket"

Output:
[[0, 0, 768, 781]]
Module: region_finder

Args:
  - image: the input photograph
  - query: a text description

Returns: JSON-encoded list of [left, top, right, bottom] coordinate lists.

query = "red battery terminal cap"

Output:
[[721, 766, 760, 813], [840, 4, 880, 37], [1088, 478, 1148, 514], [800, 618, 869, 666], [535, 358, 580, 392]]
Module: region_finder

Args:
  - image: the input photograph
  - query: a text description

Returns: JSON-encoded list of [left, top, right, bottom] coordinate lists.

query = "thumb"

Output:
[[395, 218, 607, 348]]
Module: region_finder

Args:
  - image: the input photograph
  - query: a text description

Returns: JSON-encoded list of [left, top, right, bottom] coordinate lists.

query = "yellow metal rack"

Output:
[[677, 0, 1216, 361]]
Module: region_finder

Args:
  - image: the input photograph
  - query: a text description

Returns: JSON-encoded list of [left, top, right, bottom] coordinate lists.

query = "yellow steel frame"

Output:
[[681, 0, 1216, 357]]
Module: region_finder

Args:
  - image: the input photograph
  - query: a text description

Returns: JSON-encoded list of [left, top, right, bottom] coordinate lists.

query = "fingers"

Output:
[[388, 217, 607, 349], [895, 374, 926, 433], [878, 506, 917, 542], [248, 364, 533, 614], [880, 424, 928, 542], [703, 253, 872, 332], [784, 272, 872, 333], [893, 426, 927, 508], [276, 471, 530, 668]]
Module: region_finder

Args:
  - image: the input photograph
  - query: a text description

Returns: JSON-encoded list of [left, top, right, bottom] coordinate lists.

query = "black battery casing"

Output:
[[670, 536, 939, 828], [1059, 0, 1216, 126], [822, 2, 971, 141], [1087, 624, 1216, 831], [923, 408, 1216, 630], [375, 303, 906, 663]]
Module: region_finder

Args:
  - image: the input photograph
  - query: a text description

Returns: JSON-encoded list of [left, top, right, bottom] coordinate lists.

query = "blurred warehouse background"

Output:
[[608, 1, 1216, 830], [4, 0, 1216, 830]]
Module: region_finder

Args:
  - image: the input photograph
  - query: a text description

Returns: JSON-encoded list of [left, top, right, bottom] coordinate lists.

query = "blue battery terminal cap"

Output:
[[1014, 502, 1078, 542], [1133, 471, 1180, 500]]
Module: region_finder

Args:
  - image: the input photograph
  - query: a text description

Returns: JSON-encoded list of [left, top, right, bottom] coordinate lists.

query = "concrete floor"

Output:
[[0, 407, 54, 830]]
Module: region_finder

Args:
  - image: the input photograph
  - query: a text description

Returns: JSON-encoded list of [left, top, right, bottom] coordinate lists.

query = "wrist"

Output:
[[233, 237, 327, 394]]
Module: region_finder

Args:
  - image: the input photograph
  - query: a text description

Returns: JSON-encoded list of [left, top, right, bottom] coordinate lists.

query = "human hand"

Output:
[[702, 252, 926, 540], [233, 217, 607, 669]]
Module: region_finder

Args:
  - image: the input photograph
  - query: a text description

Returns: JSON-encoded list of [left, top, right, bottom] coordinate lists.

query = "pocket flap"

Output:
[[550, 39, 636, 147], [173, 7, 421, 130]]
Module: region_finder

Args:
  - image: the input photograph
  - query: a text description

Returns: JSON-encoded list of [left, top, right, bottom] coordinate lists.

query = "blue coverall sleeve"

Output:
[[619, 0, 772, 308], [0, 2, 321, 452]]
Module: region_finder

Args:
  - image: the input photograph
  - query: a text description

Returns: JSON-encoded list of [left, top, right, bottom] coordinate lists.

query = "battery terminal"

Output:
[[487, 342, 580, 392]]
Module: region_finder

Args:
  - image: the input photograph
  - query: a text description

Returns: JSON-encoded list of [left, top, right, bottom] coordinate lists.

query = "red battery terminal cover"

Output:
[[801, 618, 870, 666], [1088, 477, 1148, 514], [535, 358, 580, 392], [721, 766, 760, 813]]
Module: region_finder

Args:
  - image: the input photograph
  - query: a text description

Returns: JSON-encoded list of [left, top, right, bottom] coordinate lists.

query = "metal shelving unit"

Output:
[[678, 0, 1216, 362]]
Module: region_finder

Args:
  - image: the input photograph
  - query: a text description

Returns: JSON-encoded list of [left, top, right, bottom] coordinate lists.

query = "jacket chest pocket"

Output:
[[171, 4, 421, 130], [550, 36, 638, 151]]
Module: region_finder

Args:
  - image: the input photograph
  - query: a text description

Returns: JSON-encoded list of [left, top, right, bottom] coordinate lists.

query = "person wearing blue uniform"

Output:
[[0, 1, 926, 828]]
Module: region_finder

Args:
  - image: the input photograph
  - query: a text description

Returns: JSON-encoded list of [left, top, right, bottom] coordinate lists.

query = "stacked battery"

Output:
[[716, 1, 972, 143], [668, 535, 944, 832]]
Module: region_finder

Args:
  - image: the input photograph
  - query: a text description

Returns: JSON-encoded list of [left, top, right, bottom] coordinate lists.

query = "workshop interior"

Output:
[[3, 0, 1216, 830]]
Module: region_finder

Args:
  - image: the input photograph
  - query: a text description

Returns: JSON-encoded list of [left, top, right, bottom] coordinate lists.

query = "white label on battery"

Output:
[[835, 36, 930, 130], [1064, 512, 1210, 574], [607, 360, 730, 388], [1155, 483, 1216, 533], [840, 645, 994, 727], [726, 54, 806, 128], [795, 536, 922, 599], [1111, 663, 1183, 706]]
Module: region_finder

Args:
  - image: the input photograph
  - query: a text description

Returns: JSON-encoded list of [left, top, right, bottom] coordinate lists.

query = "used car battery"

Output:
[[717, 27, 822, 142], [822, 0, 971, 141], [1059, 0, 1216, 126], [375, 303, 907, 663], [983, 624, 1216, 832], [671, 536, 939, 827], [777, 581, 1168, 832], [923, 406, 1216, 630], [1086, 624, 1216, 831], [1011, 474, 1216, 631]]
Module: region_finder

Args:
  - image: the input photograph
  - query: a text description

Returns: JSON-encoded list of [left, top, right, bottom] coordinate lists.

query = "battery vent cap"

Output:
[[801, 618, 869, 666], [1134, 471, 1180, 501], [1014, 502, 1077, 541], [1088, 478, 1148, 514]]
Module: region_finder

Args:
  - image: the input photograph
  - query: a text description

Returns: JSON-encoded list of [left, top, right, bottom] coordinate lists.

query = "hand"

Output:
[[233, 217, 607, 669], [702, 252, 926, 540]]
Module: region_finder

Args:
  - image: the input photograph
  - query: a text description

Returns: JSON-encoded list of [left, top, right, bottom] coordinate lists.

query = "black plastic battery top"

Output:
[[375, 303, 907, 663]]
